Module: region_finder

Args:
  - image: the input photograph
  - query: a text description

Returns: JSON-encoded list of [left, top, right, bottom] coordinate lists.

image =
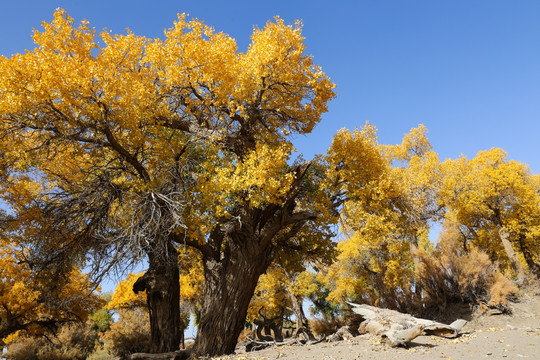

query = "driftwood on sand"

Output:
[[127, 350, 190, 360], [347, 302, 467, 347], [244, 334, 326, 352]]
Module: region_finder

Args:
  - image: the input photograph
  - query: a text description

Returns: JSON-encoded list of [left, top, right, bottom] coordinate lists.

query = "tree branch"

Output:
[[100, 124, 150, 181]]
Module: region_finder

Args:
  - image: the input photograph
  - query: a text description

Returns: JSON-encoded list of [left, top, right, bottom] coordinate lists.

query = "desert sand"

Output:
[[217, 291, 540, 360]]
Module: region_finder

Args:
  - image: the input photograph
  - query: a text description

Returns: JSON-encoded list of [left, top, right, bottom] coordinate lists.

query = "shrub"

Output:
[[102, 309, 151, 359], [4, 322, 98, 360], [86, 347, 111, 360], [3, 337, 40, 360], [415, 233, 518, 313], [310, 317, 345, 337]]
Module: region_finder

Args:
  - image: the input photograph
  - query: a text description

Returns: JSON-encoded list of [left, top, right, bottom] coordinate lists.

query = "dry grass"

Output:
[[415, 237, 517, 313]]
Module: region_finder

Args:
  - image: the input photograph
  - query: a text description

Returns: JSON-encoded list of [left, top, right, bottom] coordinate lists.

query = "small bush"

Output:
[[4, 322, 98, 360], [102, 309, 151, 359], [237, 328, 254, 342], [86, 347, 111, 360], [310, 317, 345, 337], [416, 234, 518, 313], [3, 337, 40, 360]]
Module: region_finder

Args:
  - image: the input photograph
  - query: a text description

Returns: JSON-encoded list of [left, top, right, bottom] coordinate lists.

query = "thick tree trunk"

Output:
[[134, 247, 181, 353], [496, 224, 526, 283], [518, 234, 540, 278], [289, 293, 315, 341], [192, 240, 272, 356], [184, 162, 315, 356]]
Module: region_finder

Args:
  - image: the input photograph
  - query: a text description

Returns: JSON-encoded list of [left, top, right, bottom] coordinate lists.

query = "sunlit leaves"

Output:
[[324, 124, 441, 310], [441, 148, 540, 277], [0, 8, 336, 249], [0, 240, 103, 342]]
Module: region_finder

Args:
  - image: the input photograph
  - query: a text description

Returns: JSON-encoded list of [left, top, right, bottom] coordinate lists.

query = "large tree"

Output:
[[0, 9, 335, 356], [323, 124, 443, 312], [440, 148, 540, 282]]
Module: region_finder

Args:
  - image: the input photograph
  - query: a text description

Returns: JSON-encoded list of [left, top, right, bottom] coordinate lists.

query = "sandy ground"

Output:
[[219, 291, 540, 360]]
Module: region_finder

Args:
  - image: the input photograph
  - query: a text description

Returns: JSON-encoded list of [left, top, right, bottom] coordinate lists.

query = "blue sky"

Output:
[[1, 0, 538, 173], [1, 0, 539, 305]]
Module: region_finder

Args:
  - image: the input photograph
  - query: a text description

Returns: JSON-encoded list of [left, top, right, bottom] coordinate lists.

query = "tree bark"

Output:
[[518, 234, 540, 278], [273, 313, 284, 342], [496, 224, 526, 283], [134, 246, 181, 353], [253, 308, 284, 342], [185, 162, 315, 356], [192, 239, 273, 356], [289, 292, 315, 341]]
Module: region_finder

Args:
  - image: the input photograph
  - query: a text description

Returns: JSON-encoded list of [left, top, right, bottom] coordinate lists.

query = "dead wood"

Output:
[[328, 326, 354, 342], [245, 339, 297, 352], [348, 302, 467, 347], [308, 334, 326, 345], [244, 335, 325, 352], [127, 349, 191, 360]]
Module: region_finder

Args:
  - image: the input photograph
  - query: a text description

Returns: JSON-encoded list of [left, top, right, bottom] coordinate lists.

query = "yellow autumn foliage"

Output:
[[0, 8, 336, 354], [247, 266, 291, 322], [323, 124, 444, 312], [441, 148, 540, 278], [0, 8, 335, 243], [108, 265, 203, 311], [0, 241, 103, 343]]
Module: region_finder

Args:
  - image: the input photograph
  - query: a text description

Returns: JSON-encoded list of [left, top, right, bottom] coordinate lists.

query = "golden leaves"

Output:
[[247, 266, 290, 322], [439, 148, 540, 276], [1, 9, 336, 245], [324, 124, 441, 305], [0, 240, 103, 342], [216, 142, 296, 207], [107, 273, 146, 310]]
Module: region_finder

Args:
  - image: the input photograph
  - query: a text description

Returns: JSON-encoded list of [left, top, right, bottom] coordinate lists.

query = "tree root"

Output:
[[128, 349, 191, 360], [244, 335, 326, 352]]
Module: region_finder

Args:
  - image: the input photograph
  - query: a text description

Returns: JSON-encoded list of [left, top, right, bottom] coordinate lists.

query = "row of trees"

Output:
[[246, 123, 539, 340], [1, 8, 539, 358]]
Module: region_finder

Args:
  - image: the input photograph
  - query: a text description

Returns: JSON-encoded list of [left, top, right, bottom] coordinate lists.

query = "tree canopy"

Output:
[[1, 8, 538, 359], [0, 8, 335, 356]]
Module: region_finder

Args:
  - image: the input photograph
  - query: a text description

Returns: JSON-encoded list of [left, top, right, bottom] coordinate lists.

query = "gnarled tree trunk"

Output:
[[134, 246, 181, 353], [183, 162, 317, 357], [496, 224, 526, 283], [192, 239, 273, 356], [289, 292, 315, 341], [253, 308, 284, 342], [518, 234, 540, 278]]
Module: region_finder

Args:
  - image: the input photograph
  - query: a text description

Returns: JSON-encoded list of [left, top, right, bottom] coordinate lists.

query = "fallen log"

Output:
[[328, 326, 354, 342], [244, 335, 326, 352], [245, 339, 297, 352], [348, 303, 467, 347], [127, 349, 190, 360]]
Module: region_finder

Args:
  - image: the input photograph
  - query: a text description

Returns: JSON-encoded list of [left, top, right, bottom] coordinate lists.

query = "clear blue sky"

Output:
[[1, 0, 539, 173]]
